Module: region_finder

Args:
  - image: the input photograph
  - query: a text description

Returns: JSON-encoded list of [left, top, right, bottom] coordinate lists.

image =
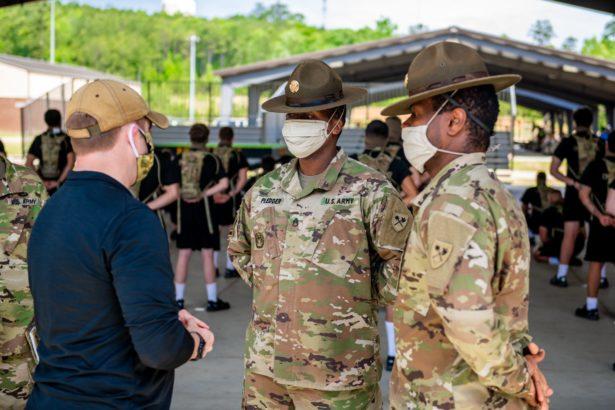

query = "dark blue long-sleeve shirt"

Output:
[[27, 171, 194, 409]]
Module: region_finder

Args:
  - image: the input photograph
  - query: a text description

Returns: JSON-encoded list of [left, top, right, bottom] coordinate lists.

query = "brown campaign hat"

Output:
[[381, 41, 521, 116], [262, 59, 367, 113], [65, 79, 169, 139]]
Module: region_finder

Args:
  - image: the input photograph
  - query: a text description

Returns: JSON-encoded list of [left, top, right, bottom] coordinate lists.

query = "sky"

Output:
[[64, 0, 612, 50]]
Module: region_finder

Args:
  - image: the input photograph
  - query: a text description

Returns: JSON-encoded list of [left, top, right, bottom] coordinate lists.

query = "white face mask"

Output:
[[401, 92, 464, 173], [282, 110, 342, 159]]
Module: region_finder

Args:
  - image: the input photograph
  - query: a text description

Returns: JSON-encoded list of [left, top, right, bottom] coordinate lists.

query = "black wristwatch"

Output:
[[190, 332, 206, 361]]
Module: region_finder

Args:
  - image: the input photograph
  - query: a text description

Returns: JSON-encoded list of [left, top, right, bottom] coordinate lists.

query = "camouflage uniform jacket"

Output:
[[228, 148, 411, 391], [0, 155, 46, 404], [391, 153, 532, 409]]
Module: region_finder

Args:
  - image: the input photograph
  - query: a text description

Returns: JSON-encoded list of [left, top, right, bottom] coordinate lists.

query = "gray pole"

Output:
[[50, 0, 56, 64], [189, 34, 199, 123]]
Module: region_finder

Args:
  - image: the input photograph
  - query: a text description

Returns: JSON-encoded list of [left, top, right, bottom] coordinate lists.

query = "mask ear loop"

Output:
[[442, 93, 491, 134], [325, 107, 344, 138], [127, 125, 140, 158]]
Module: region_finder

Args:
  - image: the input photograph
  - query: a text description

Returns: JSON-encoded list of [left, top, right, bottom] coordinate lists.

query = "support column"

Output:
[[247, 85, 262, 127], [566, 111, 573, 136], [556, 111, 564, 139], [219, 83, 235, 126], [549, 111, 555, 137], [606, 103, 614, 130]]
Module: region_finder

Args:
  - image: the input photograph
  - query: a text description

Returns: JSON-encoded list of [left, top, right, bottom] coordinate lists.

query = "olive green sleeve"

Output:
[[227, 189, 253, 286]]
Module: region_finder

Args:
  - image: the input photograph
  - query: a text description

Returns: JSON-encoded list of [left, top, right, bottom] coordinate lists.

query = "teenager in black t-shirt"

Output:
[[533, 189, 584, 265], [212, 127, 249, 278], [135, 147, 181, 229], [521, 172, 549, 235], [549, 107, 598, 287], [174, 124, 230, 312], [26, 109, 75, 194], [574, 131, 615, 321]]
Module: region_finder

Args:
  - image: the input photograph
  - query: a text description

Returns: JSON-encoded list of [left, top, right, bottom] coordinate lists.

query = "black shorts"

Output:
[[215, 194, 242, 226], [176, 199, 220, 251], [585, 220, 615, 263], [563, 186, 589, 222], [537, 241, 560, 258]]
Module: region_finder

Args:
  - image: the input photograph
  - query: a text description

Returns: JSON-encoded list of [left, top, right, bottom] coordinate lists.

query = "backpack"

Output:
[[358, 149, 396, 185], [178, 150, 220, 235], [573, 132, 598, 176], [40, 131, 66, 179], [180, 151, 219, 200]]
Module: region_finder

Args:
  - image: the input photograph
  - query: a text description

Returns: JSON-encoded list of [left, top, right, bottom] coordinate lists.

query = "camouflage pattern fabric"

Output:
[[213, 145, 237, 175], [243, 367, 382, 410], [228, 148, 411, 392], [180, 150, 207, 200], [574, 132, 597, 177], [39, 131, 66, 180], [391, 153, 533, 410], [357, 149, 395, 187], [0, 155, 46, 408]]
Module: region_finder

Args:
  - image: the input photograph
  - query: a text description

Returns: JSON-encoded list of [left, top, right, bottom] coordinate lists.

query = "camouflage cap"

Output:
[[65, 79, 168, 139]]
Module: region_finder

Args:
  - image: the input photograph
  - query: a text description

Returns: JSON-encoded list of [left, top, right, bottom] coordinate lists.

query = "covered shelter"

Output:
[[215, 26, 615, 138]]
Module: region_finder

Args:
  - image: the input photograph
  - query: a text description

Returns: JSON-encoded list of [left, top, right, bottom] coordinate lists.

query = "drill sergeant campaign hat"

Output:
[[381, 41, 521, 116], [262, 59, 367, 113], [65, 79, 169, 138]]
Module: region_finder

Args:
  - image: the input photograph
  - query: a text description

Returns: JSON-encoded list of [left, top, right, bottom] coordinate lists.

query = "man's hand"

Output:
[[44, 180, 59, 190], [525, 343, 553, 409], [597, 213, 614, 227], [213, 193, 230, 204], [179, 310, 215, 359]]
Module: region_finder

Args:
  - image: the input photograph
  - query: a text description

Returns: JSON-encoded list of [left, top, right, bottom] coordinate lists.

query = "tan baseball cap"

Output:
[[65, 79, 169, 139]]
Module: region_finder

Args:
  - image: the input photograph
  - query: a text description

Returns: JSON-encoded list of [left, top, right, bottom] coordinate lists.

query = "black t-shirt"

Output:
[[138, 148, 180, 202], [540, 205, 564, 242], [214, 147, 248, 184], [521, 187, 542, 209], [386, 142, 411, 169], [553, 131, 595, 180], [28, 130, 73, 181], [581, 157, 615, 207]]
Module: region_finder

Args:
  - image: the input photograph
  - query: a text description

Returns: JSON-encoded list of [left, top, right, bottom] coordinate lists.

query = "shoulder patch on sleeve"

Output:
[[392, 212, 409, 232], [426, 210, 477, 292]]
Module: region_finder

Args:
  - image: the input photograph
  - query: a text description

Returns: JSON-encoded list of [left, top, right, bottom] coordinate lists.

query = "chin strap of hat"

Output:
[[443, 94, 492, 135]]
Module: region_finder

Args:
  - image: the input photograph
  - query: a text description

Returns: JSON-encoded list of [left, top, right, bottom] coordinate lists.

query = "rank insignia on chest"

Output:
[[392, 213, 408, 232], [430, 239, 453, 269], [255, 232, 265, 249]]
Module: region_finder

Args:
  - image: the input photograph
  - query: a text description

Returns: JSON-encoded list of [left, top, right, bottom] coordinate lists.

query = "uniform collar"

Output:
[[411, 152, 486, 208], [280, 148, 348, 200]]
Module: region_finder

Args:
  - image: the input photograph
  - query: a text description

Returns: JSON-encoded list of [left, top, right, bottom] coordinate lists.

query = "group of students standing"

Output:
[[522, 107, 615, 326], [24, 108, 256, 313]]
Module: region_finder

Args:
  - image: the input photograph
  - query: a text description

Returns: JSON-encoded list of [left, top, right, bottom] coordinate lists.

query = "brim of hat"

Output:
[[380, 74, 521, 117], [262, 86, 367, 113], [146, 110, 169, 129]]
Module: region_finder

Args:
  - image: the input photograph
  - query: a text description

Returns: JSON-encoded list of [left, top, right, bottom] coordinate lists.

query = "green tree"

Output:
[[528, 19, 555, 46], [582, 18, 615, 60]]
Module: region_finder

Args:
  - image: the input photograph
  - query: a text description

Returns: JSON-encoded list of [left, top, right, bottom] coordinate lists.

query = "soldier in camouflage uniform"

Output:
[[228, 59, 411, 409], [0, 154, 46, 408], [381, 42, 551, 409]]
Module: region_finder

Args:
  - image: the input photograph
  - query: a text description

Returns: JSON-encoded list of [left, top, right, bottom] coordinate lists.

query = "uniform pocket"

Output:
[[249, 206, 280, 288], [310, 207, 360, 278]]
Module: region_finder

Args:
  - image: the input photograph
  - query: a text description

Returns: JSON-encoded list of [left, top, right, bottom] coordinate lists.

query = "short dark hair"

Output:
[[45, 109, 62, 127], [189, 123, 210, 145], [219, 126, 234, 142], [365, 120, 388, 139], [537, 171, 546, 182], [573, 107, 593, 128], [608, 130, 615, 153], [432, 85, 499, 151]]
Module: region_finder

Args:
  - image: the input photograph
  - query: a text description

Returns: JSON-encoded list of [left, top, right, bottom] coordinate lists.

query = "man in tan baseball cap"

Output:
[[27, 79, 215, 408]]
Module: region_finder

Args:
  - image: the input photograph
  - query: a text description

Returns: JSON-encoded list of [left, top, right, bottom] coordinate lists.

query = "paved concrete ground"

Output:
[[170, 251, 615, 409]]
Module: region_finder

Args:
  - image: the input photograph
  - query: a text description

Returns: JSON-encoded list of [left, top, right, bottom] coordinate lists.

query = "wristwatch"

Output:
[[190, 332, 206, 361]]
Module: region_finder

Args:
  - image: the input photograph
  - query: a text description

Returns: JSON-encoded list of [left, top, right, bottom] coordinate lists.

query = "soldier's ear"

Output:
[[447, 107, 467, 137]]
